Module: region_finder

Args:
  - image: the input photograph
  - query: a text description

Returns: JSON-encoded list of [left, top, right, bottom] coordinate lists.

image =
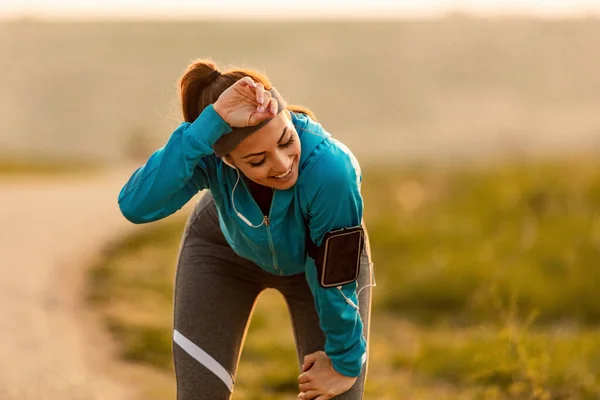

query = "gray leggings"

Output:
[[172, 191, 373, 399]]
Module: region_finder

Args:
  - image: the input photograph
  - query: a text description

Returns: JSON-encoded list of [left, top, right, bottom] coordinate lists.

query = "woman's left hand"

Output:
[[297, 351, 357, 400]]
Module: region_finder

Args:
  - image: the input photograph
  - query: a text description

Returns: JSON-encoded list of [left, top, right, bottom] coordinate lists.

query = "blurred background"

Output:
[[1, 1, 600, 399]]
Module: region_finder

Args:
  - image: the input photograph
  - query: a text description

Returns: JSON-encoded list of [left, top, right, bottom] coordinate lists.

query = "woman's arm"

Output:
[[118, 104, 231, 223], [118, 76, 279, 224], [303, 140, 366, 378]]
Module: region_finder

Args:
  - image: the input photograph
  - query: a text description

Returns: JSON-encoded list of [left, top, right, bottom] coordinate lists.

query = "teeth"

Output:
[[274, 165, 292, 179]]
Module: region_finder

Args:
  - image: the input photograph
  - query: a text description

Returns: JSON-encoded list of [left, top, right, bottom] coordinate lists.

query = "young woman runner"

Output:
[[118, 59, 375, 400]]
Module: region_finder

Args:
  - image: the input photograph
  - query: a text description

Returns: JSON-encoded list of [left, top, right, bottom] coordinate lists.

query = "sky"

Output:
[[1, 0, 600, 20]]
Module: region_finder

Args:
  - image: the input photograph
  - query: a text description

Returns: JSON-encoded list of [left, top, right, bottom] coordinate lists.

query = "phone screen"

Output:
[[322, 230, 363, 286]]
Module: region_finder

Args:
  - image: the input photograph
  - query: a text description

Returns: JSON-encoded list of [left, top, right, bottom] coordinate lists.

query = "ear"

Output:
[[221, 156, 237, 170]]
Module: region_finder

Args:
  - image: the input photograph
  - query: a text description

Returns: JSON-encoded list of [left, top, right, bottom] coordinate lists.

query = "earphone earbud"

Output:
[[222, 158, 237, 170]]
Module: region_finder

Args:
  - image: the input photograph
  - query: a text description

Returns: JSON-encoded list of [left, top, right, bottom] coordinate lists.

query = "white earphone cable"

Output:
[[357, 262, 377, 298], [230, 166, 265, 228], [336, 262, 377, 311], [226, 160, 376, 311]]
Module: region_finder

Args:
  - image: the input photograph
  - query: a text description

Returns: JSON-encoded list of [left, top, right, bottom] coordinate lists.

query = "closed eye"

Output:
[[248, 136, 295, 168], [249, 158, 266, 167], [279, 137, 295, 149]]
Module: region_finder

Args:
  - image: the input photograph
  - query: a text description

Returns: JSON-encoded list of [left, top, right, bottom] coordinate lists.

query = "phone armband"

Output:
[[306, 226, 365, 288]]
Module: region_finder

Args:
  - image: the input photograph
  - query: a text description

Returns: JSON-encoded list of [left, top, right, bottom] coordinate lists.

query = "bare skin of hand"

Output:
[[297, 351, 357, 400], [212, 76, 278, 128]]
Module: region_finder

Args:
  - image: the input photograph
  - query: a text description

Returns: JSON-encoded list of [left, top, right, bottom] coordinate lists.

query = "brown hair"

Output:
[[179, 58, 316, 123]]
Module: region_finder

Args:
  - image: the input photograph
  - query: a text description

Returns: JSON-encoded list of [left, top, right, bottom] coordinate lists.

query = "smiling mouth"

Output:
[[271, 163, 293, 180]]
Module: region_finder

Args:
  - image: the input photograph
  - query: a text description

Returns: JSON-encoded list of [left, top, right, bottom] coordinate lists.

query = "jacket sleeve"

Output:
[[303, 140, 366, 377], [118, 104, 231, 224]]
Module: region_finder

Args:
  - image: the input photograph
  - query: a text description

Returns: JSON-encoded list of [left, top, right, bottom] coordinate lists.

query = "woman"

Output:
[[118, 59, 374, 400]]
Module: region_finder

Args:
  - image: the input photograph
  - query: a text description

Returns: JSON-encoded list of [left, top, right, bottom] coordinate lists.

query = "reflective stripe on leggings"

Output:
[[173, 329, 234, 392]]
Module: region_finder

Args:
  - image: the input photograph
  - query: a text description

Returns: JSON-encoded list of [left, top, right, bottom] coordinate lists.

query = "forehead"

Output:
[[233, 113, 290, 154]]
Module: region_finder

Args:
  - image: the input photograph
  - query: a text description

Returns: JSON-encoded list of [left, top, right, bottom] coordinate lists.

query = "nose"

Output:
[[271, 151, 290, 174]]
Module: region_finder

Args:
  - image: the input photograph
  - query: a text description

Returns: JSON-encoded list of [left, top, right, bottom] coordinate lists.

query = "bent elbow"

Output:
[[118, 198, 153, 224]]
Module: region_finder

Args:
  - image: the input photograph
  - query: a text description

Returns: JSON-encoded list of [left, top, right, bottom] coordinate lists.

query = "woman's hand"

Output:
[[213, 76, 279, 128], [297, 351, 357, 400]]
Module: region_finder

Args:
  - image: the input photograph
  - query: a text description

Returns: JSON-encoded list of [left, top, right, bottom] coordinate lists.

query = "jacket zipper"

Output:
[[241, 180, 280, 275], [264, 189, 280, 275]]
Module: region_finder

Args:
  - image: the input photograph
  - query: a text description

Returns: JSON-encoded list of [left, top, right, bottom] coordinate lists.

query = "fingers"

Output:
[[299, 381, 315, 392], [255, 84, 275, 114], [247, 89, 278, 125], [302, 353, 318, 371], [233, 77, 277, 114], [255, 83, 266, 110], [266, 98, 278, 115], [236, 76, 257, 89], [298, 371, 311, 384], [253, 83, 277, 115], [298, 390, 320, 400], [248, 105, 276, 127], [301, 361, 310, 373]]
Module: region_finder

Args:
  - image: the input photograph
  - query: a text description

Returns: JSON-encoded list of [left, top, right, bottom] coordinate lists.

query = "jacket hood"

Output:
[[290, 111, 330, 170]]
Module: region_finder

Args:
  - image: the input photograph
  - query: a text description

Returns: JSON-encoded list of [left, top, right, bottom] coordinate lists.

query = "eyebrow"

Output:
[[241, 126, 288, 159]]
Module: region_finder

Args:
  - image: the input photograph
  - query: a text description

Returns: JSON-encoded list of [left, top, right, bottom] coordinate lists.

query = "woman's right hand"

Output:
[[213, 76, 279, 128], [297, 351, 357, 400]]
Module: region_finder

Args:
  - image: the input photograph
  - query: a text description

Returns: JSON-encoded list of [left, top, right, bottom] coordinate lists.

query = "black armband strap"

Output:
[[306, 225, 365, 288]]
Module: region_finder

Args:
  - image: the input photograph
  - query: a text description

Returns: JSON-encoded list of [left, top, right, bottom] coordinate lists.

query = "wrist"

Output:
[[212, 101, 227, 123], [330, 356, 363, 378], [189, 104, 232, 148]]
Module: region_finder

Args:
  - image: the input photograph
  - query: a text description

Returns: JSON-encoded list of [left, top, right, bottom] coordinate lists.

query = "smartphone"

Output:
[[317, 226, 364, 288]]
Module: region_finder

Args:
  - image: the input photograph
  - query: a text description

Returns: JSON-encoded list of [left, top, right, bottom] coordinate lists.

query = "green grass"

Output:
[[87, 158, 600, 399], [392, 315, 600, 399], [365, 158, 600, 325]]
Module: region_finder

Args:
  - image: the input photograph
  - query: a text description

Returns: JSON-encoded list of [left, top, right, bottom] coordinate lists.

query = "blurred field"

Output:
[[1, 17, 600, 165], [5, 15, 599, 400], [88, 159, 600, 400], [0, 157, 101, 176]]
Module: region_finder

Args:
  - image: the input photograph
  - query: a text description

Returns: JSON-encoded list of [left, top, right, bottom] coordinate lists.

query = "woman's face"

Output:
[[226, 111, 301, 190]]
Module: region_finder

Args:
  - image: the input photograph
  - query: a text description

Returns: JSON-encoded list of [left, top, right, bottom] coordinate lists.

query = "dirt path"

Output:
[[0, 167, 145, 400]]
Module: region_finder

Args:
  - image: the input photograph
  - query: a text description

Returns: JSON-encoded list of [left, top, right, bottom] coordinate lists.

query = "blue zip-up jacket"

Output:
[[117, 104, 367, 377]]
